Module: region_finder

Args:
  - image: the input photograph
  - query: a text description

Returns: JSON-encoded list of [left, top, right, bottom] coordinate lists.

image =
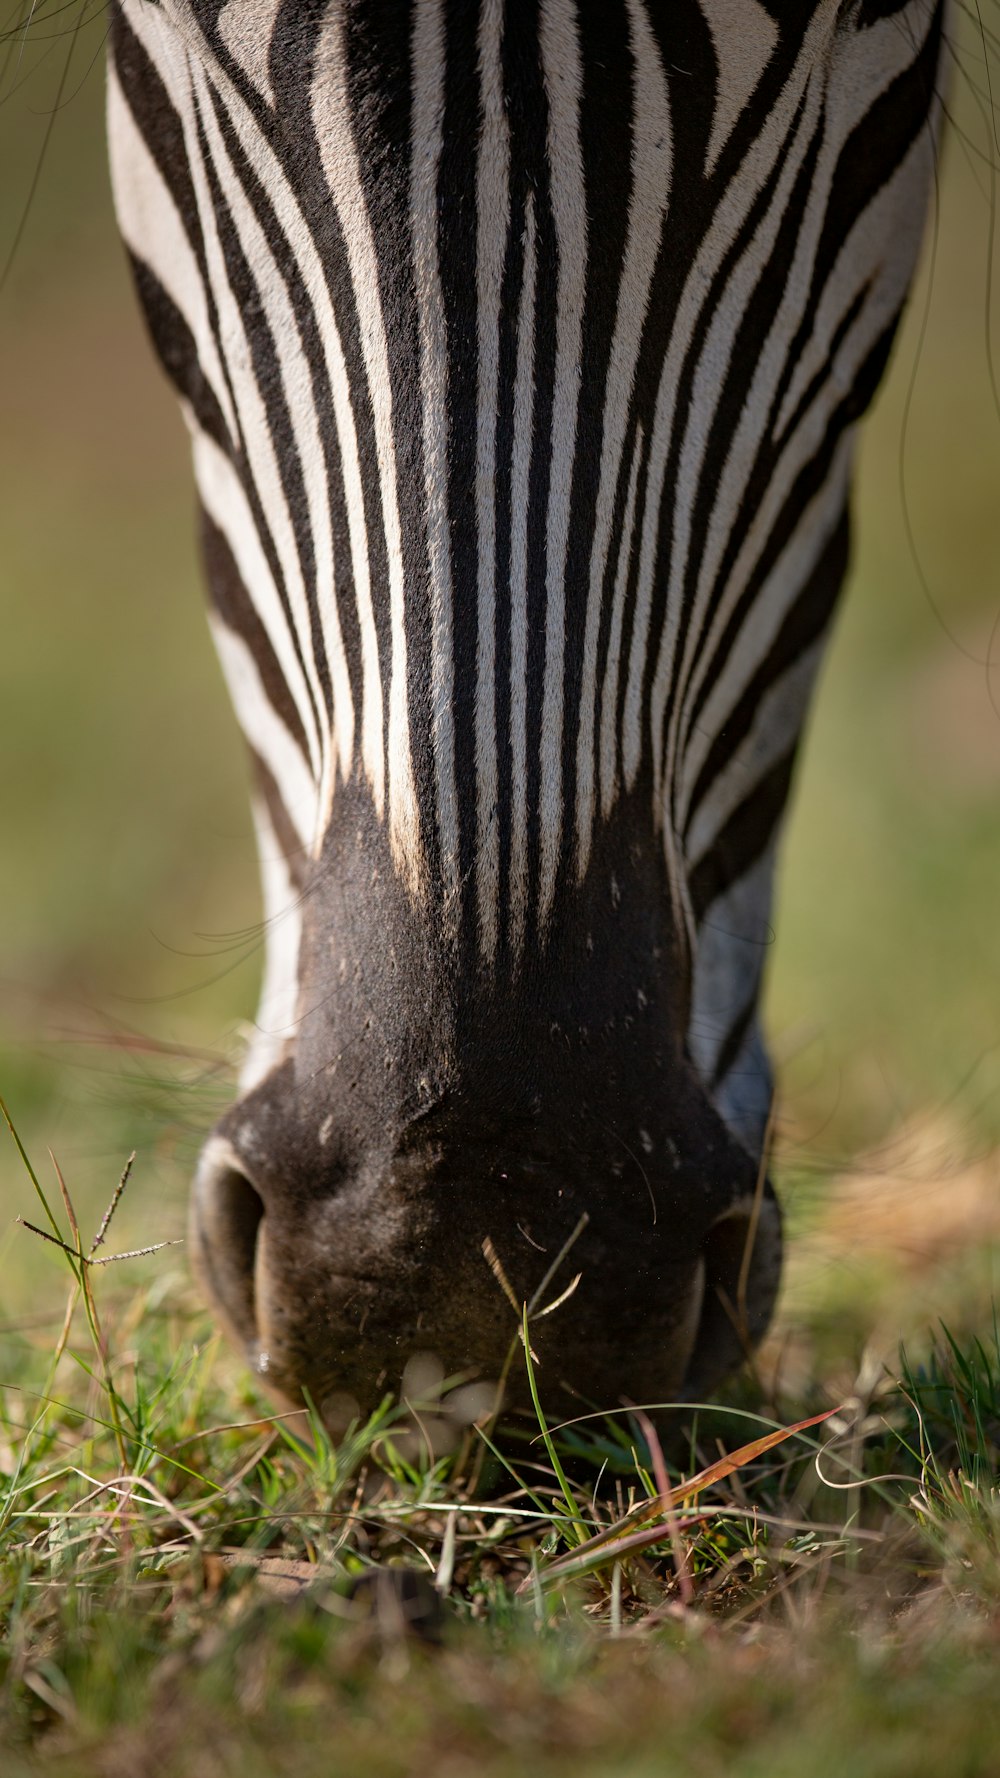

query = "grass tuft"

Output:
[[3, 1108, 1000, 1773]]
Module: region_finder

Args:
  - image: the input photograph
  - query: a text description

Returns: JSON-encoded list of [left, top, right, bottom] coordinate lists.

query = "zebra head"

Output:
[[108, 0, 943, 1422]]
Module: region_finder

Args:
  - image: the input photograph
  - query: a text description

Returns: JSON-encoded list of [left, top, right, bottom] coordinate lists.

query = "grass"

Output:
[[2, 1103, 1000, 1777], [3, 6, 1000, 1773]]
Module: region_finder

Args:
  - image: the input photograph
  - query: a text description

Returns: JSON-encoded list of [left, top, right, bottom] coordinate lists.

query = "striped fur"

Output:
[[108, 0, 944, 1408]]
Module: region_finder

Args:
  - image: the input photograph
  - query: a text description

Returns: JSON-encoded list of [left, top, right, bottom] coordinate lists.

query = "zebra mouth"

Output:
[[191, 1133, 782, 1416]]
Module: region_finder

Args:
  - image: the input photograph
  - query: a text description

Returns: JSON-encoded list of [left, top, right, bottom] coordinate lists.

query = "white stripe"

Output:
[[657, 70, 826, 838], [210, 617, 318, 856], [238, 796, 303, 1094], [192, 64, 351, 811], [124, 0, 385, 820], [192, 423, 323, 782], [684, 641, 823, 869], [673, 19, 937, 785], [776, 103, 939, 436], [177, 61, 332, 816], [107, 60, 238, 445], [411, 0, 460, 914], [665, 8, 938, 828], [575, 0, 670, 876], [216, 0, 280, 108], [675, 260, 888, 828], [474, 0, 510, 958], [509, 192, 538, 959], [622, 5, 838, 835], [679, 440, 852, 838], [599, 421, 644, 820], [667, 434, 850, 986], [674, 80, 834, 764], [313, 11, 422, 893], [538, 0, 587, 928], [700, 0, 778, 177]]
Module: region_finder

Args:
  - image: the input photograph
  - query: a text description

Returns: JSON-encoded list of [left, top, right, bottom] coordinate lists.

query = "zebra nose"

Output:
[[190, 1136, 267, 1362], [188, 1060, 783, 1415]]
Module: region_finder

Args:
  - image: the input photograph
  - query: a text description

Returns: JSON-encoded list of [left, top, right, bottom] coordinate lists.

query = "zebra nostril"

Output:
[[190, 1136, 266, 1355], [683, 1188, 783, 1400]]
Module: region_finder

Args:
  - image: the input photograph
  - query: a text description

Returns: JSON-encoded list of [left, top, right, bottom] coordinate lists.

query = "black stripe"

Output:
[[680, 315, 898, 779], [683, 505, 849, 835], [635, 93, 808, 797], [203, 42, 369, 744], [809, 3, 943, 315], [249, 749, 312, 893], [341, 0, 442, 884], [508, 1, 557, 946], [494, 181, 522, 958], [687, 747, 795, 924], [111, 4, 208, 282], [200, 505, 313, 769], [195, 85, 332, 732], [437, 0, 482, 940], [284, 3, 396, 791], [128, 255, 231, 452], [668, 89, 825, 761], [710, 996, 760, 1095], [559, 2, 637, 840]]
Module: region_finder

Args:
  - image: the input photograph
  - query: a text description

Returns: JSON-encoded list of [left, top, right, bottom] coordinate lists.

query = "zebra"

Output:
[[107, 0, 944, 1424]]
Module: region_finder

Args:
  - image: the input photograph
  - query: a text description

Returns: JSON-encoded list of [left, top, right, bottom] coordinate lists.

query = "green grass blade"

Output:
[[521, 1303, 589, 1548]]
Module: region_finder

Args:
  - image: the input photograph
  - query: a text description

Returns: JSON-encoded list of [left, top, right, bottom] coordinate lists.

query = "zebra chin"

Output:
[[189, 1094, 782, 1431]]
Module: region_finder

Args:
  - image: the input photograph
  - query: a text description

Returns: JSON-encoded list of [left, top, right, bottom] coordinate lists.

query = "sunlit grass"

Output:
[[2, 1107, 1000, 1775], [3, 6, 1000, 1774]]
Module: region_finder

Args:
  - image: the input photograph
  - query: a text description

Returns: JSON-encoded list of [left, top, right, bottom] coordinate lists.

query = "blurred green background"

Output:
[[1, 10, 999, 1317]]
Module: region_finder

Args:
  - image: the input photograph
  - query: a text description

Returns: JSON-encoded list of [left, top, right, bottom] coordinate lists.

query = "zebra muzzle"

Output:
[[189, 1122, 782, 1426]]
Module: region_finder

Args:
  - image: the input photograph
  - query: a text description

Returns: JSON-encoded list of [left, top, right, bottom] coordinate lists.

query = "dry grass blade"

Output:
[[525, 1213, 590, 1316], [90, 1151, 135, 1255], [16, 1217, 180, 1267], [482, 1237, 520, 1314], [532, 1272, 583, 1319], [634, 1407, 694, 1607], [480, 1216, 591, 1438], [15, 1217, 84, 1261], [89, 1240, 183, 1266], [522, 1405, 842, 1592], [516, 1512, 717, 1592], [2, 1094, 65, 1246], [668, 1407, 843, 1504], [50, 1146, 81, 1251]]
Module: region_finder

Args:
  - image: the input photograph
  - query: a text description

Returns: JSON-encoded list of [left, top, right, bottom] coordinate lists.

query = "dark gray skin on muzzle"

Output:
[[192, 780, 780, 1422]]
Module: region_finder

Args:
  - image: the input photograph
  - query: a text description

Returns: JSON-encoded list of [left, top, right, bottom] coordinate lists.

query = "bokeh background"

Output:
[[2, 6, 1000, 1349]]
